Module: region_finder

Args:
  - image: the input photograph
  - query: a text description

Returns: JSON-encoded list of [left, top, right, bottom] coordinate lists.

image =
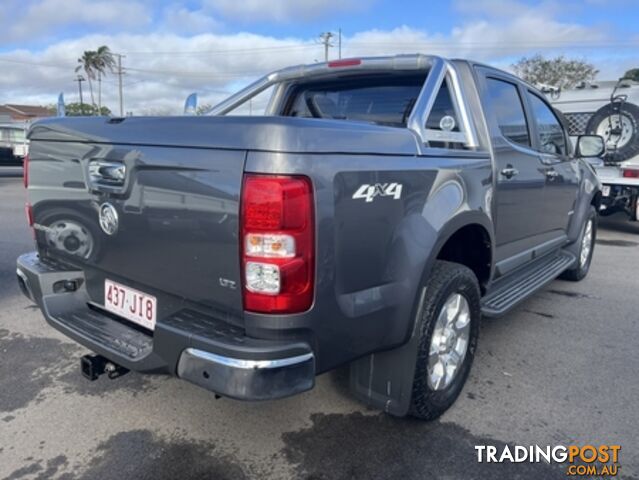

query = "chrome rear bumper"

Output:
[[177, 348, 315, 400]]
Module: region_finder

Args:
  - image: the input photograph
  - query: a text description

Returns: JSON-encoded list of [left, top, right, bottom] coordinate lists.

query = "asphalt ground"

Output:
[[1, 171, 637, 479]]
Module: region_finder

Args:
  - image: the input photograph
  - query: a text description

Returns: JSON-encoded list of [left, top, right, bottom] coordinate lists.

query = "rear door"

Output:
[[525, 90, 580, 235], [477, 70, 552, 270]]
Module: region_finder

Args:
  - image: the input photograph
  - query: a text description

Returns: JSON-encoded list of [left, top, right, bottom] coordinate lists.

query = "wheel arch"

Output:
[[423, 212, 495, 295]]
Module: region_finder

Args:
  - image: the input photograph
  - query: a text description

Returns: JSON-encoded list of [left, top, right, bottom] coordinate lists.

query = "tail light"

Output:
[[622, 169, 639, 178], [23, 154, 29, 188], [240, 174, 314, 313]]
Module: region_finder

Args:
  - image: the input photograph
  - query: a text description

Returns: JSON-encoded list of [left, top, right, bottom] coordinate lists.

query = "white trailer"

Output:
[[547, 80, 639, 221]]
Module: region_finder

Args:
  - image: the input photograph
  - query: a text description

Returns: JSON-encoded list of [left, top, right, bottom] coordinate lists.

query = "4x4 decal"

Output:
[[352, 183, 403, 202]]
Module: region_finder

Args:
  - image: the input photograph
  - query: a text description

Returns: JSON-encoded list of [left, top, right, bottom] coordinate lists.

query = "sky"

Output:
[[0, 0, 638, 115]]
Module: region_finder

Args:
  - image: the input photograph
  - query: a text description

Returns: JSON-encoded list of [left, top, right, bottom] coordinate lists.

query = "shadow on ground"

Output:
[[282, 412, 568, 480]]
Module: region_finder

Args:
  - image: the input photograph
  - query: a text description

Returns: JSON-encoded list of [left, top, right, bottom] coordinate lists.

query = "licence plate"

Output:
[[104, 279, 157, 331], [602, 185, 611, 197]]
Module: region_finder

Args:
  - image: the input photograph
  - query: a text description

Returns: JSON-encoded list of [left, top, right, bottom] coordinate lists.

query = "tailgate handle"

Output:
[[89, 160, 126, 186]]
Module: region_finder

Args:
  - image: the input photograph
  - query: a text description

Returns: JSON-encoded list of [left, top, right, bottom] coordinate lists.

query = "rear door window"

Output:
[[485, 78, 531, 147]]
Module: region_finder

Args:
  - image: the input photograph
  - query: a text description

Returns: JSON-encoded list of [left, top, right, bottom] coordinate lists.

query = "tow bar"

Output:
[[81, 354, 129, 381]]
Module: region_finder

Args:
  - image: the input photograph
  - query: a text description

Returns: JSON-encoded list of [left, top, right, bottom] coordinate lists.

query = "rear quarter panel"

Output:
[[245, 150, 493, 372]]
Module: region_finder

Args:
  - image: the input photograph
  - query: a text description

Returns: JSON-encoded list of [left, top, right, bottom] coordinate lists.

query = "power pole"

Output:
[[338, 28, 342, 59], [115, 54, 126, 117], [75, 75, 86, 115], [319, 32, 334, 62]]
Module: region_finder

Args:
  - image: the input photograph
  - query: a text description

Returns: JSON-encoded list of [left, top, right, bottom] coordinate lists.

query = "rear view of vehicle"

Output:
[[17, 54, 477, 418]]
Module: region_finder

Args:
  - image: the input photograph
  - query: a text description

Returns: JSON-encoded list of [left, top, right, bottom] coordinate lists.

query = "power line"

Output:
[[1, 39, 638, 72], [0, 57, 76, 69], [1, 39, 638, 86], [347, 40, 639, 49], [122, 44, 318, 55], [125, 66, 265, 78]]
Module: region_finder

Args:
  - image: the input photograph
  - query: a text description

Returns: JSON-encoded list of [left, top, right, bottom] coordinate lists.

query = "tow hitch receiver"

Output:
[[81, 354, 129, 381]]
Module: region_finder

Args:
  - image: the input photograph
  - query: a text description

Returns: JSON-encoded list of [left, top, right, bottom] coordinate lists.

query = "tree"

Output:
[[93, 46, 116, 111], [57, 102, 111, 116], [623, 68, 639, 82], [75, 46, 116, 114], [512, 54, 599, 89], [76, 50, 97, 108]]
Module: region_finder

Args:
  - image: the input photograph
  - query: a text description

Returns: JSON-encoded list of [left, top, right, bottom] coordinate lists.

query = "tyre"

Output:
[[560, 206, 597, 281], [409, 261, 481, 421], [586, 103, 639, 163]]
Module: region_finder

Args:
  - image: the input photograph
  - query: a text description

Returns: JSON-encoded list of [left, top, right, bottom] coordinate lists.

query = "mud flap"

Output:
[[348, 289, 426, 417]]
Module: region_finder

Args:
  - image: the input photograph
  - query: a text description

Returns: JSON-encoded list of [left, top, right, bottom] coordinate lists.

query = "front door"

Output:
[[525, 90, 580, 235]]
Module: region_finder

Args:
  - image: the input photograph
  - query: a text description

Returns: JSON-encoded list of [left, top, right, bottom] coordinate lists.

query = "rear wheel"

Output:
[[409, 261, 480, 421], [561, 207, 597, 281]]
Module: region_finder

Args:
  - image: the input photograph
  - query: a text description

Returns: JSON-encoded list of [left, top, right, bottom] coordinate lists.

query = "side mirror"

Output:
[[576, 135, 605, 158]]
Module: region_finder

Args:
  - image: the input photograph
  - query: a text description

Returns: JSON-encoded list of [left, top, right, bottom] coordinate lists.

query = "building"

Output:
[[0, 104, 54, 122]]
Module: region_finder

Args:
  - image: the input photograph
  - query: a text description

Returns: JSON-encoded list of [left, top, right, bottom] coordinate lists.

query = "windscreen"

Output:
[[283, 73, 427, 127]]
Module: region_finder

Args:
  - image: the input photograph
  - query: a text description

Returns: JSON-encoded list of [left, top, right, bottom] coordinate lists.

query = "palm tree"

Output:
[[75, 50, 97, 114], [93, 46, 116, 113]]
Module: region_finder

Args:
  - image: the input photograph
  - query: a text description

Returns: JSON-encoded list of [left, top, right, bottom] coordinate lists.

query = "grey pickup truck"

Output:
[[17, 55, 604, 420]]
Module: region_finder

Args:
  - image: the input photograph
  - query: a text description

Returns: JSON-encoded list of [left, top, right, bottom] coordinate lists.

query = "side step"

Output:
[[481, 251, 576, 317]]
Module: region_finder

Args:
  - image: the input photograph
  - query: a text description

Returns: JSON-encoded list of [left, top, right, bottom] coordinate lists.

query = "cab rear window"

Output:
[[283, 74, 427, 127]]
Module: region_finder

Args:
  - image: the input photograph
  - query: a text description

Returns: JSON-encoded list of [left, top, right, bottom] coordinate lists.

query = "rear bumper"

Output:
[[177, 348, 314, 400], [16, 251, 315, 400], [599, 183, 639, 217]]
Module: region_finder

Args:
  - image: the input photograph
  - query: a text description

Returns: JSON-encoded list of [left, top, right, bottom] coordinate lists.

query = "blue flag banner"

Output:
[[57, 93, 65, 117], [184, 93, 197, 115]]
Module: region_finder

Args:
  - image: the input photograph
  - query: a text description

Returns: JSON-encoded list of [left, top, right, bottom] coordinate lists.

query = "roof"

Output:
[[0, 104, 54, 120]]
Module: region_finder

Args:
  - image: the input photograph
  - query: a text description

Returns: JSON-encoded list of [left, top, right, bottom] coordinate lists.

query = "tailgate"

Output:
[[28, 121, 245, 319]]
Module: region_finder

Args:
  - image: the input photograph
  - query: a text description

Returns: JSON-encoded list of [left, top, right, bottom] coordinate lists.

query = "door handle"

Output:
[[500, 167, 519, 179]]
